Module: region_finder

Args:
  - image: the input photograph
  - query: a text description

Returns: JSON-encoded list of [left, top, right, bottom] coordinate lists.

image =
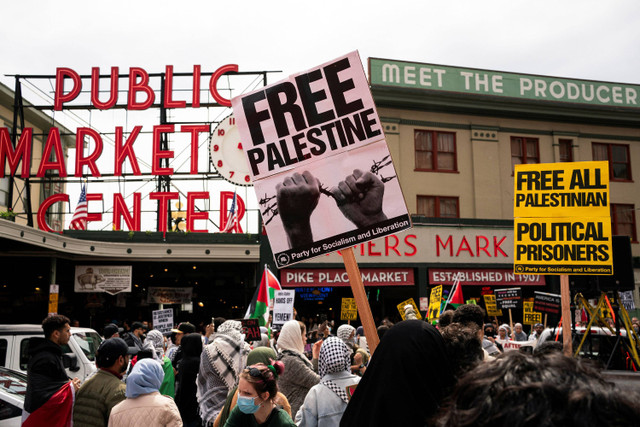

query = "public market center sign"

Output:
[[513, 161, 612, 275]]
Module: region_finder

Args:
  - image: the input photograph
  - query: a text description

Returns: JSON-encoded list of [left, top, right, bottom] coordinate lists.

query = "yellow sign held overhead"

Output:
[[514, 161, 613, 275], [428, 286, 443, 322], [523, 301, 542, 325], [397, 298, 422, 320], [341, 298, 358, 321], [483, 294, 503, 317]]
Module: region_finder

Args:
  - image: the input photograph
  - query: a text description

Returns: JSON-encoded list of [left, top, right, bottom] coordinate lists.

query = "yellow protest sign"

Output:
[[483, 294, 503, 317], [428, 286, 443, 322], [48, 284, 59, 315], [514, 161, 612, 275], [523, 301, 542, 325], [397, 298, 422, 320], [341, 298, 358, 321]]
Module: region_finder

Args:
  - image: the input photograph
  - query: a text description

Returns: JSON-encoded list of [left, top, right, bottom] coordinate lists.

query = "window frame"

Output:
[[511, 136, 540, 172], [414, 129, 458, 173], [611, 203, 638, 243], [592, 142, 632, 182], [417, 195, 460, 218], [558, 139, 574, 163]]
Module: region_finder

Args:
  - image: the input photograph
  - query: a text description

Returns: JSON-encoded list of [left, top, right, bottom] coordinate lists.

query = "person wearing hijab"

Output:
[[276, 320, 321, 417], [214, 347, 291, 427], [145, 329, 175, 398], [339, 320, 456, 427], [296, 337, 361, 426], [175, 334, 203, 427], [197, 320, 249, 426], [108, 358, 182, 427]]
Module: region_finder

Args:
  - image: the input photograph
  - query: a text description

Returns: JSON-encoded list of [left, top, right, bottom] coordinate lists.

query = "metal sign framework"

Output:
[[6, 68, 279, 231]]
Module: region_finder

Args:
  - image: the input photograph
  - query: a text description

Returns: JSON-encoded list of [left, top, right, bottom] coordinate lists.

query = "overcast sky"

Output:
[[2, 0, 639, 232]]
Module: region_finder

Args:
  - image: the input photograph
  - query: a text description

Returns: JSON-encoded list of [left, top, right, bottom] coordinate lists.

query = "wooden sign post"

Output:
[[342, 247, 379, 354], [560, 274, 572, 356]]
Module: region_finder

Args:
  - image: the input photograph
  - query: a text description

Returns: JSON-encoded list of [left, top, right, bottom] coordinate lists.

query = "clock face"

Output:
[[210, 114, 253, 186]]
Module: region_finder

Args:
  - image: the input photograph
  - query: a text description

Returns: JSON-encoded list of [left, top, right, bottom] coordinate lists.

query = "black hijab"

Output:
[[340, 320, 456, 427]]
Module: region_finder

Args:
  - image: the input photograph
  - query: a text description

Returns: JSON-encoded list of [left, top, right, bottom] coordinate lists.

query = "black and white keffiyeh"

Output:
[[319, 336, 351, 403]]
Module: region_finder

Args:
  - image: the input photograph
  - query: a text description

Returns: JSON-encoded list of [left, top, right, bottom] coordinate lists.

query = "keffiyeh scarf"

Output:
[[319, 336, 351, 403]]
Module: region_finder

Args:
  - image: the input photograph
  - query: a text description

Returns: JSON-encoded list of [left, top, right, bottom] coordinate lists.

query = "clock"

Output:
[[210, 114, 253, 186]]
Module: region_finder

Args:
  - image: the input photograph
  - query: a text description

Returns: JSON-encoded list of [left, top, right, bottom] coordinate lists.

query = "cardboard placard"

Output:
[[341, 298, 358, 321], [397, 298, 422, 320], [523, 301, 542, 325], [495, 287, 522, 310], [231, 51, 411, 268], [272, 290, 295, 327], [428, 286, 443, 322], [152, 308, 174, 334], [241, 318, 261, 341], [482, 294, 503, 317], [533, 291, 561, 315]]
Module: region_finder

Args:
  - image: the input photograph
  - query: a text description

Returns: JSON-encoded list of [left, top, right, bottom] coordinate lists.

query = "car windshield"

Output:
[[72, 332, 102, 361], [0, 369, 27, 397]]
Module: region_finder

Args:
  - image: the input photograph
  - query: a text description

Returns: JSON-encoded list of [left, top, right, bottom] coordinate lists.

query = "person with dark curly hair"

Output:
[[439, 323, 484, 378], [433, 351, 640, 427]]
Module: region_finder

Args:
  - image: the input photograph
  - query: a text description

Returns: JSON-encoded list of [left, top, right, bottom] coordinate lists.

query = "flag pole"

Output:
[[342, 247, 379, 354]]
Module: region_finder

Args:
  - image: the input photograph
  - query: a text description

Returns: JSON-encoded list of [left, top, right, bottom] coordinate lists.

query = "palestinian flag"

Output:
[[245, 265, 281, 326], [22, 381, 74, 427], [441, 279, 464, 312]]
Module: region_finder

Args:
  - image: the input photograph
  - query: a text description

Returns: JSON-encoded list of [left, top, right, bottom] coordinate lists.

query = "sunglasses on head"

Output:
[[246, 367, 264, 379]]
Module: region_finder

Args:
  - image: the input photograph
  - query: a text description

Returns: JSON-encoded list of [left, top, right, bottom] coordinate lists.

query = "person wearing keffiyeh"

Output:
[[144, 330, 175, 398], [196, 320, 249, 425], [295, 337, 361, 426]]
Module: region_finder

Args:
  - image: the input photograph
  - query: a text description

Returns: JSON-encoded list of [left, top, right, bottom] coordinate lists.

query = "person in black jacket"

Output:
[[24, 315, 81, 418], [174, 332, 203, 427]]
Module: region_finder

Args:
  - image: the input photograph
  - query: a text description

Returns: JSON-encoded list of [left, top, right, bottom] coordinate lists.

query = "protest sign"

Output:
[[523, 301, 542, 325], [240, 318, 261, 341], [513, 161, 612, 275], [428, 285, 443, 322], [495, 339, 536, 352], [341, 298, 358, 321], [397, 298, 422, 320], [231, 51, 411, 268], [483, 294, 503, 317], [272, 290, 295, 327], [74, 265, 132, 294], [419, 297, 429, 312], [619, 290, 636, 311], [533, 291, 561, 315], [495, 288, 522, 310], [48, 284, 59, 316], [152, 308, 173, 334]]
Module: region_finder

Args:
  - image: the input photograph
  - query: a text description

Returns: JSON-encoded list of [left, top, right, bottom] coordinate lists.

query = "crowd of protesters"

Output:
[[23, 306, 640, 427]]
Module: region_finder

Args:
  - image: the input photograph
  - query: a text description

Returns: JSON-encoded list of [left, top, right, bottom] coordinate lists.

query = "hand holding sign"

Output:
[[276, 171, 321, 247], [331, 169, 387, 228]]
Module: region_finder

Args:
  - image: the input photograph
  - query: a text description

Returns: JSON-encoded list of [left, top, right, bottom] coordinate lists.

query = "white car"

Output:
[[0, 367, 26, 427], [0, 325, 102, 382]]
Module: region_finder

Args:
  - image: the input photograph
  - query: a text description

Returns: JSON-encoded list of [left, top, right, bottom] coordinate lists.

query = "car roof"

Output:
[[0, 324, 98, 335]]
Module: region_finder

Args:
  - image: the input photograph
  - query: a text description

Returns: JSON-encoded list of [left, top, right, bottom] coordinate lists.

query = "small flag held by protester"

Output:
[[245, 265, 282, 326], [222, 191, 239, 233], [69, 183, 88, 230]]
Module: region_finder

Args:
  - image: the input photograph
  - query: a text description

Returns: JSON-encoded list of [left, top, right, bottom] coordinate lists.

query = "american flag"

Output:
[[222, 191, 238, 233], [69, 184, 88, 230]]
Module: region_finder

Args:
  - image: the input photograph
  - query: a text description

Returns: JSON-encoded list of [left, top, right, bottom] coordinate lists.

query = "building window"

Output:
[[417, 196, 459, 218], [612, 204, 637, 242], [0, 178, 9, 207], [414, 130, 457, 172], [558, 139, 573, 162], [593, 143, 632, 181], [511, 137, 539, 171]]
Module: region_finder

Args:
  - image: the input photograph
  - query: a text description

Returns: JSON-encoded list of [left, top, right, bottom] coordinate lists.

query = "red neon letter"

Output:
[[0, 127, 32, 178], [181, 125, 209, 174], [385, 235, 401, 256], [152, 125, 175, 175], [150, 192, 179, 233], [54, 68, 82, 111], [435, 235, 453, 257], [476, 235, 491, 257], [91, 67, 118, 110], [209, 64, 238, 107], [219, 191, 245, 233], [113, 193, 141, 231], [37, 128, 67, 178], [494, 236, 508, 257], [75, 128, 103, 177], [367, 241, 382, 256], [456, 236, 474, 257], [114, 126, 142, 176], [128, 67, 155, 110], [38, 193, 68, 232], [163, 65, 186, 109], [86, 193, 103, 223], [192, 65, 201, 108], [187, 191, 209, 232], [404, 234, 417, 256]]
